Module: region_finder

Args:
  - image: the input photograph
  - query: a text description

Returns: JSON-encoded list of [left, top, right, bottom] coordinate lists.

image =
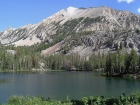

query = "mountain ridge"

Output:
[[0, 6, 140, 55]]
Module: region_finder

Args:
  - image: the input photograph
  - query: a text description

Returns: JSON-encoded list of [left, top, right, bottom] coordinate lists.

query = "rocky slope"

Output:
[[0, 6, 140, 55]]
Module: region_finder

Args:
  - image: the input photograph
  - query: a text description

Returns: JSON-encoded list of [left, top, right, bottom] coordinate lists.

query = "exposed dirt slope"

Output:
[[41, 41, 63, 56]]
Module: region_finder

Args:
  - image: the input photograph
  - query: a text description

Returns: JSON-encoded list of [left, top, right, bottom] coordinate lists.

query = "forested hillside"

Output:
[[0, 42, 140, 78]]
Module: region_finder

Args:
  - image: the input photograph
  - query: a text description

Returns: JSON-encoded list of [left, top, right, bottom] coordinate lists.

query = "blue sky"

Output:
[[0, 0, 139, 31]]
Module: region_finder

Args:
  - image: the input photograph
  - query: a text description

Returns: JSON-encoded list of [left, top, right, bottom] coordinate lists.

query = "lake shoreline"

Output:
[[101, 72, 140, 79], [1, 69, 140, 80], [0, 69, 66, 73]]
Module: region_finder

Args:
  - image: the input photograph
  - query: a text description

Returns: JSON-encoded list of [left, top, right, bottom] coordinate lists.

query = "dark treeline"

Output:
[[45, 49, 140, 76], [0, 43, 140, 76], [0, 45, 41, 71], [44, 53, 106, 71], [105, 49, 139, 76]]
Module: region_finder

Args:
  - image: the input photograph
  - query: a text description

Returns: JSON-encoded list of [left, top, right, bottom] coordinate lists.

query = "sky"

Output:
[[0, 0, 140, 31]]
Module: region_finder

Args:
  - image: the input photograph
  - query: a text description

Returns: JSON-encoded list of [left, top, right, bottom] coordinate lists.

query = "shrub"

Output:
[[136, 29, 140, 34], [106, 39, 113, 47]]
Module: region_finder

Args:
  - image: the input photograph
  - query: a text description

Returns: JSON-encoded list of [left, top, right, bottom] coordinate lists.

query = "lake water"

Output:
[[0, 71, 140, 104]]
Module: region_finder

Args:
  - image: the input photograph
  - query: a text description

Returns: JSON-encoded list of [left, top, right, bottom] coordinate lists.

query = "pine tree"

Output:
[[129, 49, 138, 73]]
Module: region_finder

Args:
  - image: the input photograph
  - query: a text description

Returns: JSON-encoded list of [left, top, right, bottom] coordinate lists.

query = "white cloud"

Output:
[[117, 0, 135, 3], [138, 8, 140, 13]]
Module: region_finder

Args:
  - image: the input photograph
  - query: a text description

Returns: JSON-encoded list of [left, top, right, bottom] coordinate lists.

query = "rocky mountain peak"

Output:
[[0, 6, 140, 49], [6, 27, 14, 30], [66, 6, 77, 15], [4, 27, 16, 33]]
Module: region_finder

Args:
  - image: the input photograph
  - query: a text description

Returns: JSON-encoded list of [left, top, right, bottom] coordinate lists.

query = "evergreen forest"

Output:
[[0, 43, 139, 77]]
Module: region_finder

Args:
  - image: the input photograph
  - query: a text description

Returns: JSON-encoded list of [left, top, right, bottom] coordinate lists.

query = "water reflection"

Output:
[[0, 72, 140, 104], [0, 79, 6, 84]]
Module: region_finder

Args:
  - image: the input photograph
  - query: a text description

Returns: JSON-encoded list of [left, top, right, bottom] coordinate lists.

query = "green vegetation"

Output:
[[45, 48, 140, 78], [106, 39, 113, 47], [136, 28, 140, 34], [7, 95, 72, 105], [5, 91, 140, 105], [56, 17, 84, 35], [0, 45, 41, 71], [105, 49, 139, 77], [1, 42, 140, 78]]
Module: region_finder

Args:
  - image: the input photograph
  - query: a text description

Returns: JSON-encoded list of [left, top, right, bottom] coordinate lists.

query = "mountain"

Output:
[[0, 6, 140, 56]]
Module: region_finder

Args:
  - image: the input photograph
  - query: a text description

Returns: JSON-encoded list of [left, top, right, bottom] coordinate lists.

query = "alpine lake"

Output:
[[0, 71, 140, 104]]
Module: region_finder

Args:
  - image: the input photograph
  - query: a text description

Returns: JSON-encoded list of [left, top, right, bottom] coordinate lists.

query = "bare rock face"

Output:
[[0, 6, 140, 46]]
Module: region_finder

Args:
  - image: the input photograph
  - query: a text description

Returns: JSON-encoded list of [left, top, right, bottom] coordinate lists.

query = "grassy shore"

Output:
[[4, 91, 140, 105]]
